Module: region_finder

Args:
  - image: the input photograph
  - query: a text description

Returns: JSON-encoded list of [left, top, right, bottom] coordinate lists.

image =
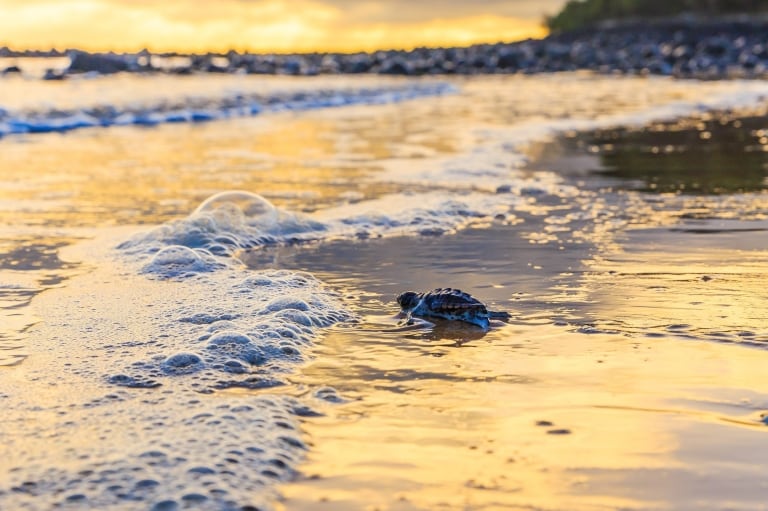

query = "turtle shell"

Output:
[[419, 288, 488, 315]]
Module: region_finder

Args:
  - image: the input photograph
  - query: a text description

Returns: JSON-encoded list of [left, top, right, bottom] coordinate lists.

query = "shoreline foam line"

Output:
[[363, 76, 768, 192], [0, 81, 456, 137]]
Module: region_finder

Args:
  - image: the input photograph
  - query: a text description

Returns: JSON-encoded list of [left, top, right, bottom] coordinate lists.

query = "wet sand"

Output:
[[271, 116, 768, 510], [3, 74, 768, 510]]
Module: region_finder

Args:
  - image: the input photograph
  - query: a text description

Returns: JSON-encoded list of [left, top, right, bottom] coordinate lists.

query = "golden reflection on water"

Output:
[[580, 219, 768, 342], [0, 103, 462, 229], [270, 186, 768, 507], [0, 235, 83, 366], [279, 319, 768, 510]]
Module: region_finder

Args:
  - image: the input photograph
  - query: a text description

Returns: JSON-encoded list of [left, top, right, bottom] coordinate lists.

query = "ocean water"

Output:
[[2, 70, 768, 510]]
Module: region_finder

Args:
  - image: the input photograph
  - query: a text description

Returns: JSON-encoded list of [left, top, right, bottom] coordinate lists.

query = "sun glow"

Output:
[[0, 0, 547, 53]]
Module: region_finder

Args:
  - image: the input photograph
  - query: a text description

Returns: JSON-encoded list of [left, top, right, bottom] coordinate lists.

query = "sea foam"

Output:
[[112, 193, 354, 388], [120, 190, 520, 262], [0, 193, 357, 510], [119, 191, 327, 262], [0, 77, 455, 136]]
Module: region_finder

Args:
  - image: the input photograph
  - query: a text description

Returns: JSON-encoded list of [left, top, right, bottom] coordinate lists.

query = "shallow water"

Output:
[[275, 220, 768, 511], [2, 72, 768, 510]]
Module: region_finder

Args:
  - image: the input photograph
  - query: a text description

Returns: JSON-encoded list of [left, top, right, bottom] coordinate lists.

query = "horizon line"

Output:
[[0, 35, 550, 57]]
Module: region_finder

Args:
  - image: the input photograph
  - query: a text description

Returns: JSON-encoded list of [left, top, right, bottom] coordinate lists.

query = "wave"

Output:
[[0, 80, 455, 136], [371, 76, 768, 191], [118, 190, 518, 263], [2, 192, 364, 510]]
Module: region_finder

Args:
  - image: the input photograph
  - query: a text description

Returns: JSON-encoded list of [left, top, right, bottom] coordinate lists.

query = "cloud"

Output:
[[319, 0, 566, 23], [336, 14, 546, 52], [0, 0, 562, 52]]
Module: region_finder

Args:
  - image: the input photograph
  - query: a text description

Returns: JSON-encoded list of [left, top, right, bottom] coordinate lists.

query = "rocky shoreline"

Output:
[[4, 18, 768, 80]]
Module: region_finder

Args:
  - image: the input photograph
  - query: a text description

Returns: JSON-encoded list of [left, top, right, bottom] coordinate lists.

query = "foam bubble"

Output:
[[142, 245, 227, 278], [161, 352, 205, 375], [315, 191, 513, 240], [206, 331, 265, 366], [119, 190, 537, 260], [1, 395, 315, 510], [3, 222, 351, 508], [194, 190, 279, 226], [97, 259, 352, 391], [119, 191, 328, 260], [262, 296, 310, 313]]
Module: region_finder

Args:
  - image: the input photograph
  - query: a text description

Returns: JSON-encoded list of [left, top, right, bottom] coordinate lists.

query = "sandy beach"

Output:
[[2, 72, 768, 510], [274, 117, 768, 510]]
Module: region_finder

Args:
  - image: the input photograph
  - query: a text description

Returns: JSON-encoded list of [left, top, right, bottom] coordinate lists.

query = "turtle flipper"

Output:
[[397, 311, 415, 326]]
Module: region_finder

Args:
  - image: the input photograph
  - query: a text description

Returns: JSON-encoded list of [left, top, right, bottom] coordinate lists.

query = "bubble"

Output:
[[142, 246, 224, 278], [207, 243, 230, 256], [194, 191, 278, 228], [206, 331, 265, 366], [205, 321, 236, 333], [239, 276, 274, 288], [163, 352, 202, 367], [135, 479, 160, 488], [151, 245, 200, 265], [278, 435, 305, 450], [117, 191, 336, 262], [188, 466, 216, 475], [261, 297, 310, 313], [107, 374, 162, 389], [279, 345, 300, 356], [150, 500, 179, 511], [181, 493, 208, 503], [207, 331, 254, 347], [179, 313, 236, 325], [139, 451, 166, 459], [273, 309, 313, 327], [161, 353, 204, 375], [222, 360, 248, 374]]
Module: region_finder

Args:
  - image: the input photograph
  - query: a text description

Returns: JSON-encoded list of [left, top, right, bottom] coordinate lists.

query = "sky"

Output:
[[0, 0, 568, 54]]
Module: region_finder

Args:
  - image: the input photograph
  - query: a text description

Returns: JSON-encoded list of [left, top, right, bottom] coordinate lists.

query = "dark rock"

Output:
[[24, 18, 768, 80], [67, 50, 129, 74], [379, 58, 411, 75], [280, 59, 303, 75], [42, 68, 65, 80]]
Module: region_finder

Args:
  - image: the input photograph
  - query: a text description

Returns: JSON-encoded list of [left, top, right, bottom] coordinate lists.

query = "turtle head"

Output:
[[397, 291, 419, 310]]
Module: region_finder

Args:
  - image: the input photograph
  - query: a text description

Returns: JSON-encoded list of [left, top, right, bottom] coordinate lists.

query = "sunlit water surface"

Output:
[[2, 72, 768, 510]]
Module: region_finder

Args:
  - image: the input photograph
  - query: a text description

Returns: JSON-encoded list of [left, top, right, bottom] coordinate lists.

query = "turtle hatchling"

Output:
[[396, 288, 510, 330]]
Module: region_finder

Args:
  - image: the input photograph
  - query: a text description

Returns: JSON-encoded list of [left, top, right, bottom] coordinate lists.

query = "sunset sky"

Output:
[[0, 0, 567, 53]]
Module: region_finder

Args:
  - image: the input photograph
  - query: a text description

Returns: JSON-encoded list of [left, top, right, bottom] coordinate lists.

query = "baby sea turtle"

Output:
[[396, 288, 510, 330]]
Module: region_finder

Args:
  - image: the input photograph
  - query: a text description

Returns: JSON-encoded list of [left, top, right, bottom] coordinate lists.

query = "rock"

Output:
[[67, 50, 129, 74], [379, 57, 412, 75], [42, 68, 65, 80], [23, 18, 768, 80]]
